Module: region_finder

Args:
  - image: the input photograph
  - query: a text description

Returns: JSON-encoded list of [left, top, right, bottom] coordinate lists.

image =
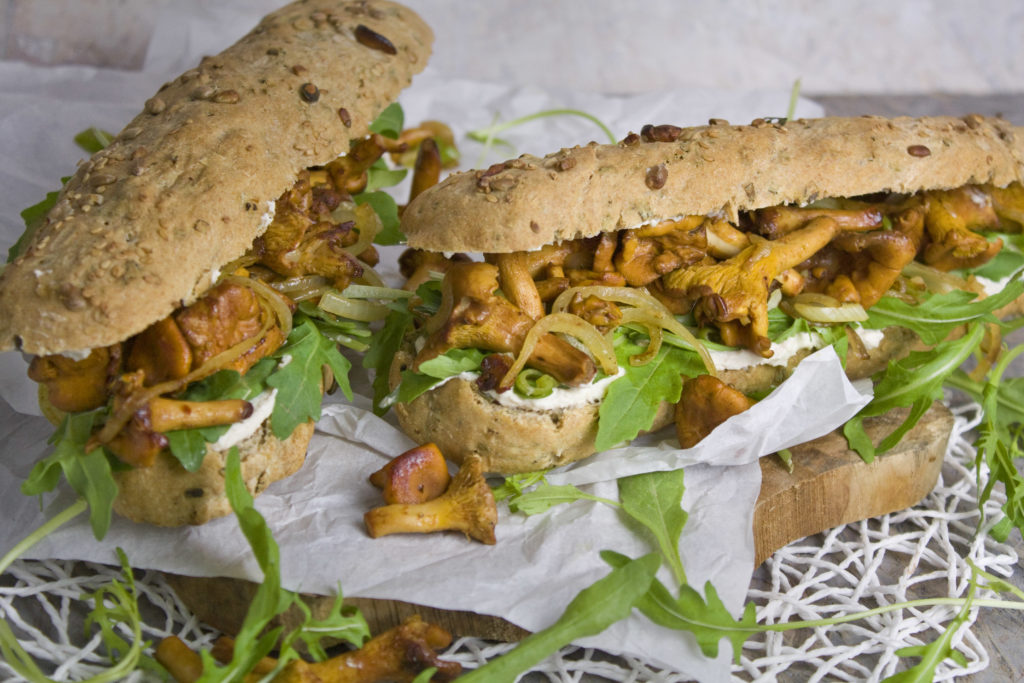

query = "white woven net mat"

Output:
[[1, 399, 1016, 682]]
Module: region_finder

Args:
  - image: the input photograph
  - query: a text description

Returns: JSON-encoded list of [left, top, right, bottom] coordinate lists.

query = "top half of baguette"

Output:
[[0, 0, 432, 357], [402, 115, 1024, 254]]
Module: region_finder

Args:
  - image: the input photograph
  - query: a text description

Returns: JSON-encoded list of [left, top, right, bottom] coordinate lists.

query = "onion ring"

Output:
[[499, 312, 617, 390]]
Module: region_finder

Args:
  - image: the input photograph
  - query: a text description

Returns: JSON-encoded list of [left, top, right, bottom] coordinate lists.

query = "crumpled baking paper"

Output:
[[0, 9, 876, 681]]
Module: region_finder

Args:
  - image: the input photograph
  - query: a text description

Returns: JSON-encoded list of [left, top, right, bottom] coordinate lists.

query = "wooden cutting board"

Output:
[[165, 403, 953, 642]]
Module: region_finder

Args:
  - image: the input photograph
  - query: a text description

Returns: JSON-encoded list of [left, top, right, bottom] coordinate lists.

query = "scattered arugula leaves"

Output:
[[354, 190, 404, 245], [21, 411, 118, 539], [618, 469, 688, 586], [192, 451, 369, 681], [456, 554, 659, 682]]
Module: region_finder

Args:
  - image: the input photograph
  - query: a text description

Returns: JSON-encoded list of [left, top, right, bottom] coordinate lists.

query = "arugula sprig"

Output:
[[468, 109, 617, 149], [945, 344, 1024, 542], [0, 500, 156, 682], [192, 451, 369, 682]]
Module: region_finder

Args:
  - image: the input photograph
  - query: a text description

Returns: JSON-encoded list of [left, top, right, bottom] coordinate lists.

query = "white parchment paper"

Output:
[[0, 9, 877, 682]]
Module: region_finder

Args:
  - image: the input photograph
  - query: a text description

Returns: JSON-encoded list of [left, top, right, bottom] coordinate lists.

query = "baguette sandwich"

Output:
[[0, 0, 434, 532], [383, 115, 1024, 473]]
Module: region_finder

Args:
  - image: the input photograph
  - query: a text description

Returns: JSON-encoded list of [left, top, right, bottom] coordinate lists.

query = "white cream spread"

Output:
[[425, 367, 626, 412], [213, 388, 277, 450], [259, 199, 276, 231], [58, 348, 93, 361], [484, 367, 626, 411], [707, 332, 825, 371], [975, 274, 1013, 297]]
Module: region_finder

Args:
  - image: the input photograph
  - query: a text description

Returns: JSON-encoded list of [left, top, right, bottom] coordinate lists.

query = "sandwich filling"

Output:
[[23, 116, 450, 478]]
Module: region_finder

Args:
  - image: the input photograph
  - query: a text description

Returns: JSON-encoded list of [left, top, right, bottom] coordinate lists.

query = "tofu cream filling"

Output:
[[422, 325, 888, 412], [212, 388, 277, 450]]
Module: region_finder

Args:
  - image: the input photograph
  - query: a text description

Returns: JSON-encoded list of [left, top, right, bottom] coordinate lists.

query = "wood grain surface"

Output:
[[167, 404, 952, 643]]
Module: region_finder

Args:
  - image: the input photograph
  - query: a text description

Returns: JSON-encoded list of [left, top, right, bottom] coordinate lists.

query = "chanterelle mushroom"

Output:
[[663, 217, 843, 357], [921, 187, 1003, 271], [364, 453, 497, 544], [416, 261, 596, 386]]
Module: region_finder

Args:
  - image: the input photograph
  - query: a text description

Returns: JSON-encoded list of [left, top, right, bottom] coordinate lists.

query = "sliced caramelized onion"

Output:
[[227, 275, 293, 341], [339, 202, 382, 257], [619, 308, 663, 366], [269, 274, 331, 302], [354, 259, 386, 287], [499, 312, 617, 390], [552, 285, 716, 376], [783, 292, 868, 324], [339, 284, 414, 300], [902, 259, 970, 294], [319, 290, 390, 321]]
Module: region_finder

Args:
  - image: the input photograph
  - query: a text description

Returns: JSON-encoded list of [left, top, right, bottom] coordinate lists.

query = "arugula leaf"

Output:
[[603, 550, 758, 662], [948, 346, 1024, 540], [618, 469, 687, 586], [490, 471, 548, 503], [418, 348, 487, 378], [456, 554, 659, 682], [363, 306, 415, 414], [864, 281, 1023, 346], [961, 232, 1024, 281], [73, 127, 114, 154], [845, 322, 986, 461], [267, 318, 352, 439], [508, 483, 617, 515], [363, 162, 408, 195], [196, 451, 292, 682], [21, 410, 117, 540], [595, 334, 704, 452], [368, 102, 404, 139], [164, 359, 278, 470], [83, 547, 163, 676], [281, 593, 369, 662], [390, 348, 488, 406], [354, 190, 404, 245], [883, 579, 975, 682]]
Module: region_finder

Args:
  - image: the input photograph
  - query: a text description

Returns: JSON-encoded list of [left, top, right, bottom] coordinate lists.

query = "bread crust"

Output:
[[112, 420, 315, 527], [0, 0, 432, 356], [390, 326, 919, 474], [402, 115, 1024, 253]]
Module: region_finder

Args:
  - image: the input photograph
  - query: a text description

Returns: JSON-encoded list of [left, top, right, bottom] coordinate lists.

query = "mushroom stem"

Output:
[[147, 397, 253, 433]]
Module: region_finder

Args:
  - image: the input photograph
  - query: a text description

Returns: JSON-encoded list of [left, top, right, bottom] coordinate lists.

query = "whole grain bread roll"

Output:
[[402, 115, 1024, 254], [113, 421, 315, 527], [0, 0, 432, 356]]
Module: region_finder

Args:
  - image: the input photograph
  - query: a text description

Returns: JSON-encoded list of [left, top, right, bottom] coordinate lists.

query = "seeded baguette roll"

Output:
[[393, 115, 1024, 474], [402, 115, 1023, 254], [0, 0, 432, 356]]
